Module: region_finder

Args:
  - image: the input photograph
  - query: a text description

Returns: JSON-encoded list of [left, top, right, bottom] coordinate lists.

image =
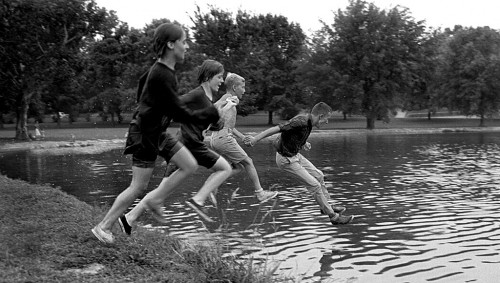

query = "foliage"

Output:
[[400, 28, 446, 120], [0, 0, 111, 138], [190, 5, 306, 124], [301, 0, 427, 129], [3, 0, 500, 132], [436, 26, 500, 126]]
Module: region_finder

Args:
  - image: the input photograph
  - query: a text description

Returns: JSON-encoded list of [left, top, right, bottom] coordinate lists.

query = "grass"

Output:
[[2, 111, 500, 143], [0, 175, 286, 283]]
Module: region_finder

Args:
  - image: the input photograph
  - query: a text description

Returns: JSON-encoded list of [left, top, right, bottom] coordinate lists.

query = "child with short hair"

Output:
[[244, 102, 354, 226], [210, 72, 278, 203]]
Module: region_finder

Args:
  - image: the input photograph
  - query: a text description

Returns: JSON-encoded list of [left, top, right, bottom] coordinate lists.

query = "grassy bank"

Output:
[[3, 113, 500, 143], [0, 175, 281, 283]]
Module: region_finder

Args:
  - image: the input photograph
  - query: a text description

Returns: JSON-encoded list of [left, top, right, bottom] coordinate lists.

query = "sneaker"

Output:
[[185, 199, 215, 223], [320, 205, 347, 215], [330, 214, 354, 225], [91, 225, 115, 244], [255, 190, 278, 203], [118, 215, 132, 235]]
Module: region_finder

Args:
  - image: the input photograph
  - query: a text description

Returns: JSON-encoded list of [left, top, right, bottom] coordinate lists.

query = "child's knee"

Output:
[[307, 182, 322, 194]]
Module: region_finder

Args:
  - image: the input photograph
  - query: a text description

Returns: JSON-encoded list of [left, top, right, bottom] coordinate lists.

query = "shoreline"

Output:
[[0, 174, 276, 282], [2, 126, 500, 153]]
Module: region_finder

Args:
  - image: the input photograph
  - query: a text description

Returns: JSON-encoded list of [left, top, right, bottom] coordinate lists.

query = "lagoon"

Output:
[[1, 131, 500, 282]]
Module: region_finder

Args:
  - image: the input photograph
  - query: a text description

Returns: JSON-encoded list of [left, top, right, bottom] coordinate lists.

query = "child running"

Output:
[[244, 102, 354, 226], [91, 23, 220, 244], [169, 59, 233, 222], [210, 72, 278, 203], [123, 59, 236, 226]]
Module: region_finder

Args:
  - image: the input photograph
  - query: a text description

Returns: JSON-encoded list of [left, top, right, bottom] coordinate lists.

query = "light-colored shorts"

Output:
[[210, 128, 248, 165]]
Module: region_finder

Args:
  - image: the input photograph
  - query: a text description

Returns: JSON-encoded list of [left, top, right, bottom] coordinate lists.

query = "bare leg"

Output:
[[98, 166, 154, 232], [191, 157, 232, 205], [125, 147, 197, 225], [240, 157, 263, 192]]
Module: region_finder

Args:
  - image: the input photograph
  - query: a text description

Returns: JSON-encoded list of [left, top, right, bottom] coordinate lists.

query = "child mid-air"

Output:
[[244, 102, 354, 226], [210, 72, 278, 204]]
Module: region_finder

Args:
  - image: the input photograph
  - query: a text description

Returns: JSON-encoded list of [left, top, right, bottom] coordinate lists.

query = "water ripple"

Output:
[[2, 132, 500, 281]]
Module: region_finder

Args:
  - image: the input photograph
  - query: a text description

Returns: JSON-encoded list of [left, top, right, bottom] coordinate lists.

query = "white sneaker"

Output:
[[255, 190, 278, 203], [91, 225, 115, 244]]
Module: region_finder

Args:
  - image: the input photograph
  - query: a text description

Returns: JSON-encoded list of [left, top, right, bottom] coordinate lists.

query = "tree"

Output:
[[0, 0, 110, 139], [401, 28, 449, 120], [304, 0, 426, 129], [190, 6, 306, 124], [436, 26, 500, 126]]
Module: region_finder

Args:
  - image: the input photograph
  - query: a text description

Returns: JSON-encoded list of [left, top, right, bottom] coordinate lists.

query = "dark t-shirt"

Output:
[[274, 114, 313, 157], [124, 62, 219, 155], [178, 86, 215, 147], [136, 62, 219, 135]]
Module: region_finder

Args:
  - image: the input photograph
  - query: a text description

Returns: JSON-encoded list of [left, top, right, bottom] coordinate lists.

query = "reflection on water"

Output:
[[1, 132, 500, 282]]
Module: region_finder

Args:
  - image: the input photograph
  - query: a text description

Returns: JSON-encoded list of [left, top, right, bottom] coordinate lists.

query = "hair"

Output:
[[153, 23, 185, 58], [224, 72, 245, 91], [311, 102, 333, 117], [197, 59, 224, 85]]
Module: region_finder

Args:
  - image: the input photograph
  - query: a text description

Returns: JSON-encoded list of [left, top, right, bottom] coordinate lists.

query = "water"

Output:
[[1, 131, 500, 282]]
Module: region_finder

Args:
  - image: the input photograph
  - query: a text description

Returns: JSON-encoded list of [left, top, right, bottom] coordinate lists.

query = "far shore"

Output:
[[2, 113, 500, 152]]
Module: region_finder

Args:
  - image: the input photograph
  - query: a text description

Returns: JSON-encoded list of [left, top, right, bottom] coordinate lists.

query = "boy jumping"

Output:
[[244, 102, 354, 226]]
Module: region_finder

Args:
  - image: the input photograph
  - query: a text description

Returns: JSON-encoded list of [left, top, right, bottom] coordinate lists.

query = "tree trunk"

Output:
[[15, 91, 32, 140], [343, 112, 347, 120], [56, 112, 61, 127], [267, 111, 274, 125], [427, 111, 432, 120], [479, 114, 485, 127], [366, 117, 375, 129]]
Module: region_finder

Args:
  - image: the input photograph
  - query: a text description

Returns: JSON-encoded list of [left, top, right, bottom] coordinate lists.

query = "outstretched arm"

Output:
[[245, 126, 280, 146], [232, 128, 246, 140]]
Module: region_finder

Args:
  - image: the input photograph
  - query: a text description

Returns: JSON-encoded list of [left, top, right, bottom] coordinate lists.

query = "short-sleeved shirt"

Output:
[[274, 114, 313, 157]]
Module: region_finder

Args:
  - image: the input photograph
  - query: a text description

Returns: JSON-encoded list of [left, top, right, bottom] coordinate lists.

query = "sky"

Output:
[[94, 0, 500, 34]]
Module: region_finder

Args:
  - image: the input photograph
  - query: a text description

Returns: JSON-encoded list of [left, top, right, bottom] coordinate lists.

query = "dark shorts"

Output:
[[130, 132, 183, 168], [164, 142, 220, 176]]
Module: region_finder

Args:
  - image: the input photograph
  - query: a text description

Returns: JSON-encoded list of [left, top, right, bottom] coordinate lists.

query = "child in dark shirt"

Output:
[[244, 102, 354, 226], [92, 23, 220, 244], [124, 60, 235, 224]]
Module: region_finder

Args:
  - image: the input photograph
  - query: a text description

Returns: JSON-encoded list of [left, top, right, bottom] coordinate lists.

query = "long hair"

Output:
[[197, 59, 224, 85], [153, 23, 184, 58]]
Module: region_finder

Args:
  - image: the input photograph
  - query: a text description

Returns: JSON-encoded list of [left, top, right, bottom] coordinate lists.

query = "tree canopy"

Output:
[[2, 0, 500, 136]]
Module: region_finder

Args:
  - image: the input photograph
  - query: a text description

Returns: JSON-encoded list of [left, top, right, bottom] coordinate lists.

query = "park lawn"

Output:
[[2, 112, 500, 143], [0, 175, 281, 283]]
